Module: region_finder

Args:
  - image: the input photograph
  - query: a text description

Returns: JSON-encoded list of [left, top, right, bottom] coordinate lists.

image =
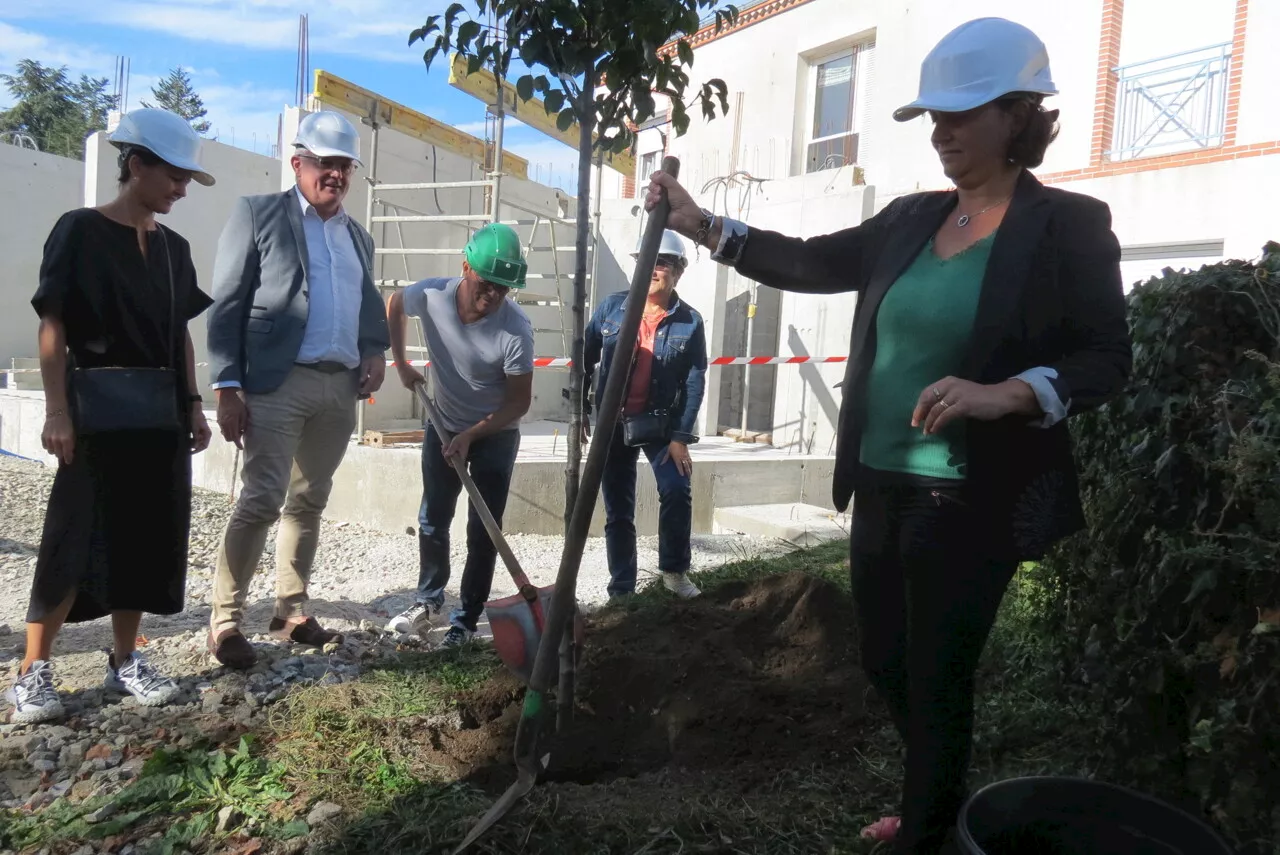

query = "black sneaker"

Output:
[[440, 626, 473, 648]]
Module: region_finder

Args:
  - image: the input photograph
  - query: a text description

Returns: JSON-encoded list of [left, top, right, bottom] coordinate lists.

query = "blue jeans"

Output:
[[416, 424, 520, 632], [601, 427, 692, 597]]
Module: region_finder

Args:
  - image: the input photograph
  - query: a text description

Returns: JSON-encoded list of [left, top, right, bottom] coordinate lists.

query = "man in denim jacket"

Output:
[[583, 230, 708, 600]]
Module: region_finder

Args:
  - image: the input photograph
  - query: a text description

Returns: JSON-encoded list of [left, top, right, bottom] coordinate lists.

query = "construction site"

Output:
[[0, 58, 853, 546], [3, 0, 1274, 852]]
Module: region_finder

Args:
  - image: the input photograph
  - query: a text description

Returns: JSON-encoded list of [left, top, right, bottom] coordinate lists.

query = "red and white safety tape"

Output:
[[390, 355, 849, 368], [3, 355, 849, 374]]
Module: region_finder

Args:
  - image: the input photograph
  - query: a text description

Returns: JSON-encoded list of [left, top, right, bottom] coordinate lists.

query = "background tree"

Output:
[[410, 0, 738, 527], [0, 59, 116, 159], [143, 67, 211, 135]]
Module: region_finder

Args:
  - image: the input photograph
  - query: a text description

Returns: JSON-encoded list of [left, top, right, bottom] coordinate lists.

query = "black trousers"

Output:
[[850, 482, 1018, 854]]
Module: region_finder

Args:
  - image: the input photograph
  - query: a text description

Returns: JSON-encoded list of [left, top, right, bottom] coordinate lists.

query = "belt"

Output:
[[297, 361, 354, 374]]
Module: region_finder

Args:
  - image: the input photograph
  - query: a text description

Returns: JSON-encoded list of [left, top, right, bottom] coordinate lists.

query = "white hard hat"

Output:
[[893, 18, 1057, 122], [631, 230, 689, 270], [108, 107, 215, 186], [292, 110, 362, 165]]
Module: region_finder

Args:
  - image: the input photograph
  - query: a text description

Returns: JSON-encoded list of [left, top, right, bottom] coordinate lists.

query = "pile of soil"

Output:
[[424, 572, 878, 792]]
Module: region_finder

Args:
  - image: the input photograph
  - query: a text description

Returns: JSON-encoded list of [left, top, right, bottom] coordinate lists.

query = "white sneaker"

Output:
[[385, 601, 439, 635], [662, 572, 702, 599], [5, 660, 64, 725], [104, 651, 180, 707]]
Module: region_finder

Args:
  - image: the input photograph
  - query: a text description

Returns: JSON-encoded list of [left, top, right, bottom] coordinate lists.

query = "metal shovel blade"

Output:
[[451, 761, 541, 855]]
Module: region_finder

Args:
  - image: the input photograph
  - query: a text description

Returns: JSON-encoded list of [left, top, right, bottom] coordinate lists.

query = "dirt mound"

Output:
[[422, 572, 874, 791]]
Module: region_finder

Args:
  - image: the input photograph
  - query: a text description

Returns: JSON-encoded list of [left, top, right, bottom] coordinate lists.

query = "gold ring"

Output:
[[940, 399, 951, 409]]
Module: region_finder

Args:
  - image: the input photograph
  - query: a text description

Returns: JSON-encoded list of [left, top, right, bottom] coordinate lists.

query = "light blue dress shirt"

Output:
[[293, 186, 363, 369]]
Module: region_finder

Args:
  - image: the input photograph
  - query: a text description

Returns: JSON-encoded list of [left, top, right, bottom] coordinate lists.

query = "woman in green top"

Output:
[[645, 18, 1131, 855]]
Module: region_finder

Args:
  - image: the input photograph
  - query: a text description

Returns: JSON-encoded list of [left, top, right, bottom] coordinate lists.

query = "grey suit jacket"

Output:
[[206, 189, 390, 394]]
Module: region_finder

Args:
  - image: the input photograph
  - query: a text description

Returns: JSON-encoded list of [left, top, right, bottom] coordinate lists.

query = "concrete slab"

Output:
[[713, 502, 851, 547]]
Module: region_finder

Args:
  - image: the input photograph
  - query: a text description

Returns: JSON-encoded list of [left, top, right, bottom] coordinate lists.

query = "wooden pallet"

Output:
[[718, 428, 774, 445], [362, 429, 425, 448]]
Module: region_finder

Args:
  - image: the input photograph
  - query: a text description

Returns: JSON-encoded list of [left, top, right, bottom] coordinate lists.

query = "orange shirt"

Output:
[[623, 311, 664, 415]]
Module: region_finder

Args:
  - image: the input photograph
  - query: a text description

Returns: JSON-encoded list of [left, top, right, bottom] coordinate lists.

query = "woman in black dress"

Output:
[[5, 108, 215, 725]]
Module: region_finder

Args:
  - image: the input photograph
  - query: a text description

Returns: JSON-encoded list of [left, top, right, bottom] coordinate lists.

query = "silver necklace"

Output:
[[956, 194, 1012, 228]]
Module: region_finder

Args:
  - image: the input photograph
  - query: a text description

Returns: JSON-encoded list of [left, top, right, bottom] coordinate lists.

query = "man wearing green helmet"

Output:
[[384, 223, 535, 647]]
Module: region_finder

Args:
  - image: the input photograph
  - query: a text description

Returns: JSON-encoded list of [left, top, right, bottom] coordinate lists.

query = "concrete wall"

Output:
[[282, 106, 579, 428], [0, 145, 85, 374], [82, 133, 282, 403]]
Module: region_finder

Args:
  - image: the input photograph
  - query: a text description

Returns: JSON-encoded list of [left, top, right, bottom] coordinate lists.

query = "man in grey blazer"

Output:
[[205, 110, 390, 669]]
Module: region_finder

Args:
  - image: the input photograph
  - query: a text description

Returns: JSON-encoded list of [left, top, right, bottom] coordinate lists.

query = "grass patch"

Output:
[[0, 736, 306, 854], [266, 646, 500, 808]]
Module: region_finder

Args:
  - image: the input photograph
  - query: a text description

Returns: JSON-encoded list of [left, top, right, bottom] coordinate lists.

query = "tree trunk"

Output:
[[565, 79, 597, 535]]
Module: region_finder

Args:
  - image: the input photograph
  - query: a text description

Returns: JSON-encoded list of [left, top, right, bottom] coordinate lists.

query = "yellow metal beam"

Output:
[[447, 53, 637, 177], [311, 69, 529, 180]]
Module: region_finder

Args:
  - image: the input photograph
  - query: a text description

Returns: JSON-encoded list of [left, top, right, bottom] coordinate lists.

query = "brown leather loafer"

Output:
[[209, 628, 258, 670], [268, 616, 344, 647]]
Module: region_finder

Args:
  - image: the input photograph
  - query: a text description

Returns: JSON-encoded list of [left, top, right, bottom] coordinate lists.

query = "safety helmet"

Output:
[[631, 229, 689, 271], [464, 223, 528, 289], [292, 110, 362, 164], [109, 107, 215, 186], [893, 18, 1057, 122]]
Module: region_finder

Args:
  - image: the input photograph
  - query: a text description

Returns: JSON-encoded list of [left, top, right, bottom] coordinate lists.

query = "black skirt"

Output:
[[28, 429, 192, 623]]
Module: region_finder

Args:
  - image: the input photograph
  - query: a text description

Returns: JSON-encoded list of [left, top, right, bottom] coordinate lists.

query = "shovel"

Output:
[[451, 154, 682, 854], [412, 382, 580, 685]]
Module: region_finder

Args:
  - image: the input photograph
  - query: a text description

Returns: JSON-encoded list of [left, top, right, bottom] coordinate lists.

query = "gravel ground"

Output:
[[0, 452, 790, 819]]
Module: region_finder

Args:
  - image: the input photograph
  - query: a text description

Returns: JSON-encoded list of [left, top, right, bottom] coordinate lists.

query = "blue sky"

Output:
[[0, 1, 583, 189]]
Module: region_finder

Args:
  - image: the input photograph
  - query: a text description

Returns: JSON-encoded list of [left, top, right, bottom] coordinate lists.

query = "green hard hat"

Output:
[[464, 223, 528, 289]]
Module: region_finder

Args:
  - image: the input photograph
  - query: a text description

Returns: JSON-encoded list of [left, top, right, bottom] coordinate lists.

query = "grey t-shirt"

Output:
[[401, 276, 534, 434]]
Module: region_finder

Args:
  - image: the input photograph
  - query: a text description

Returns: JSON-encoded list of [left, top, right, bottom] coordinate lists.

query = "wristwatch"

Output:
[[693, 207, 716, 246]]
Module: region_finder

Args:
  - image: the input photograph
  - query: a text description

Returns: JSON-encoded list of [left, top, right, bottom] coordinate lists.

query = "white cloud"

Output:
[[0, 21, 119, 104], [452, 117, 528, 136], [5, 1, 446, 64]]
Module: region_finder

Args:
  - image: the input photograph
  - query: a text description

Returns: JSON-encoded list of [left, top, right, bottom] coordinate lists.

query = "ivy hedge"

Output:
[[1032, 243, 1280, 855]]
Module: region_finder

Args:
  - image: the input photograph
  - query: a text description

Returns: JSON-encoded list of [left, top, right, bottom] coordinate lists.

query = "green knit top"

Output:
[[859, 232, 995, 481]]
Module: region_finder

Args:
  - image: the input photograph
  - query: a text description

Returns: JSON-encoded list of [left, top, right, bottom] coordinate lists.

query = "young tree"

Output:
[[143, 67, 211, 135], [410, 0, 737, 527], [0, 59, 116, 159]]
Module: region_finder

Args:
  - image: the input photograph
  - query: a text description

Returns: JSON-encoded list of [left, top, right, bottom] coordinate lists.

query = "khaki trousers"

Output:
[[211, 365, 358, 634]]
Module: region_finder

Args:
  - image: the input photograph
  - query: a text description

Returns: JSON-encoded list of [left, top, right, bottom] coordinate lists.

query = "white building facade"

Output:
[[605, 0, 1277, 450]]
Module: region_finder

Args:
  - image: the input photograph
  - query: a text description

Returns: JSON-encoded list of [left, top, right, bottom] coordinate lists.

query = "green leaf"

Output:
[[467, 54, 484, 75], [677, 40, 694, 67], [556, 107, 576, 132], [457, 20, 481, 50], [544, 89, 565, 114], [516, 75, 534, 102]]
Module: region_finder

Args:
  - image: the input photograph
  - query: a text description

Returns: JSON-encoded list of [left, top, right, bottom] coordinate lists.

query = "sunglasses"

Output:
[[474, 277, 511, 298], [297, 154, 356, 175], [654, 254, 683, 271]]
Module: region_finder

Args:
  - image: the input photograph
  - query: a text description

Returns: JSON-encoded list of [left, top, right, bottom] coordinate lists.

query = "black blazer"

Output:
[[735, 170, 1132, 560]]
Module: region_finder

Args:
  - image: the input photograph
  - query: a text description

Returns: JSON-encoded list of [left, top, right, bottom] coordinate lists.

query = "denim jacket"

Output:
[[582, 291, 708, 444]]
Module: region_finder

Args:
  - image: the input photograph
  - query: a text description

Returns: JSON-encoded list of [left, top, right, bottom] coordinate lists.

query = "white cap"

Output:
[[292, 110, 362, 165], [631, 229, 689, 269], [109, 108, 215, 186], [893, 18, 1057, 122]]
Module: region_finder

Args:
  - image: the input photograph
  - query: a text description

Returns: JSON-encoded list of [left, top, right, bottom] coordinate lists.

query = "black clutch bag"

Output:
[[69, 228, 181, 435], [620, 410, 671, 447]]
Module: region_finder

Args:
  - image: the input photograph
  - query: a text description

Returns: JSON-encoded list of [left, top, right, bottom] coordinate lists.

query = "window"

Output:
[[804, 43, 873, 174], [1110, 0, 1235, 160], [636, 151, 660, 198]]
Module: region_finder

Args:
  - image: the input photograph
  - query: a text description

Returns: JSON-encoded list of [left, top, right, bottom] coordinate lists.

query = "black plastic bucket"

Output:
[[957, 777, 1236, 855]]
